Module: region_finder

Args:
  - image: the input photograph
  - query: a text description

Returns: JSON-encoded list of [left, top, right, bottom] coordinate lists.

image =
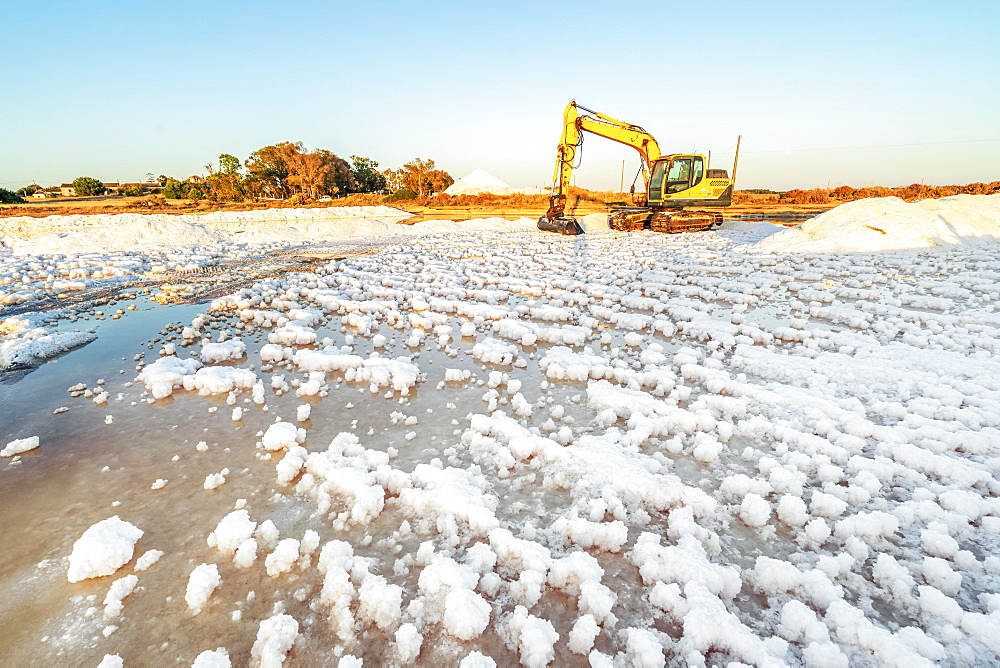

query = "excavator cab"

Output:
[[648, 155, 732, 207]]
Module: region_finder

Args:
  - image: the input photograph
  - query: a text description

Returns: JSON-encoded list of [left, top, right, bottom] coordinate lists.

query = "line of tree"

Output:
[[154, 143, 454, 203], [4, 143, 455, 205], [736, 181, 1000, 205]]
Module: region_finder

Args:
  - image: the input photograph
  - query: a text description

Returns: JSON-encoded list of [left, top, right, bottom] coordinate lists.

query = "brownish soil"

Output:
[[400, 202, 832, 224], [0, 196, 348, 219], [1, 194, 833, 224]]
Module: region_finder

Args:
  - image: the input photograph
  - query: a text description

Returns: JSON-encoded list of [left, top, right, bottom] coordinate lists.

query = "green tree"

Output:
[[218, 153, 242, 175], [72, 176, 106, 196], [161, 178, 185, 199], [350, 156, 387, 193], [184, 184, 205, 200], [207, 153, 246, 201], [162, 177, 207, 200], [16, 184, 41, 197], [0, 188, 25, 204]]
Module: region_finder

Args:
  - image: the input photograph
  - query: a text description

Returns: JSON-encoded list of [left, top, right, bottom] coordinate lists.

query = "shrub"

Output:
[[0, 188, 25, 204], [129, 195, 166, 209], [385, 188, 417, 202], [121, 184, 146, 197], [71, 176, 106, 196], [183, 184, 204, 200]]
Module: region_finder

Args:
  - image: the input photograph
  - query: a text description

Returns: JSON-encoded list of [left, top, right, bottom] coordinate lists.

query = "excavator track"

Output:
[[608, 208, 650, 231], [649, 210, 722, 233], [608, 208, 722, 233]]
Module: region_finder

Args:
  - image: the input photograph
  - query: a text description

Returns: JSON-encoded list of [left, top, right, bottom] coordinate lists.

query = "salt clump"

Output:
[[1, 436, 39, 457], [200, 340, 247, 364], [208, 510, 257, 556], [0, 314, 96, 371], [250, 613, 300, 666], [186, 563, 222, 613], [262, 422, 302, 451], [67, 516, 143, 582], [192, 649, 232, 667], [103, 574, 138, 618]]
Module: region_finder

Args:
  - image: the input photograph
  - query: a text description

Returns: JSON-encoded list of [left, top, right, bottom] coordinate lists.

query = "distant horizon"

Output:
[[3, 1, 998, 193], [12, 167, 998, 196]]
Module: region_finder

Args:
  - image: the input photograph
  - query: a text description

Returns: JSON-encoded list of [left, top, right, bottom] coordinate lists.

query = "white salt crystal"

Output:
[[67, 516, 143, 583], [1, 436, 39, 457], [185, 563, 221, 613]]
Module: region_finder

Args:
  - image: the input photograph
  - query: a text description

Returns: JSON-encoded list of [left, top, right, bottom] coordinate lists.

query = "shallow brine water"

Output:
[[3, 227, 1000, 667]]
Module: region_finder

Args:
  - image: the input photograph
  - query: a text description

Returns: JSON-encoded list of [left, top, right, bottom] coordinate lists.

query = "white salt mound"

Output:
[[67, 517, 143, 583], [0, 315, 96, 371], [103, 574, 138, 619], [192, 648, 232, 668], [444, 168, 544, 196], [250, 614, 299, 666], [577, 213, 612, 234], [208, 509, 257, 556], [186, 563, 222, 613], [1, 435, 39, 457], [6, 206, 414, 254], [262, 422, 299, 451], [756, 194, 1000, 252]]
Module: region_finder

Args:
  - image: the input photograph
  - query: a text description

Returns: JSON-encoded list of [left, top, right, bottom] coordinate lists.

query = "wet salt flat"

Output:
[[2, 199, 1000, 667]]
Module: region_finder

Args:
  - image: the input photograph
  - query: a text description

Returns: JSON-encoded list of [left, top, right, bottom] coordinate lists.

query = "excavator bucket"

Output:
[[537, 215, 584, 235]]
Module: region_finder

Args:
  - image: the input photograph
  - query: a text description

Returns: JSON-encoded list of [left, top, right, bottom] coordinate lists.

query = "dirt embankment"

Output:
[[1, 194, 833, 223], [0, 196, 347, 220]]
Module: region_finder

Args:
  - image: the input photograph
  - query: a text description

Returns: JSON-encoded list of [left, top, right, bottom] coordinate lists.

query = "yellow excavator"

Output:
[[537, 101, 740, 235]]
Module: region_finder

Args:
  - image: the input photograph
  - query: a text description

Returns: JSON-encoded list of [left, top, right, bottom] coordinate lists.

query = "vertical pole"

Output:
[[732, 135, 742, 185]]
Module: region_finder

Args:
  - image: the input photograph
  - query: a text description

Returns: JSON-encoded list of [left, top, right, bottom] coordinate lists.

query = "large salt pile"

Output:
[[12, 218, 233, 255], [445, 169, 546, 196], [756, 194, 1000, 252], [3, 206, 413, 254]]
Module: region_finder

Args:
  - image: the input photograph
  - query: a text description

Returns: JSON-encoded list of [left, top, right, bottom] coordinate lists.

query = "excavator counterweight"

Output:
[[537, 101, 738, 235]]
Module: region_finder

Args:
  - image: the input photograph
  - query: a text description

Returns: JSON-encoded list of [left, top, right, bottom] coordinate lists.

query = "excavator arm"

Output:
[[542, 101, 663, 228]]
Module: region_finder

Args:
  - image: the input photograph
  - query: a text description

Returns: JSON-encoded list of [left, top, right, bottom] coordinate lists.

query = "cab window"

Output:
[[648, 161, 666, 200], [691, 157, 704, 185], [665, 158, 692, 194]]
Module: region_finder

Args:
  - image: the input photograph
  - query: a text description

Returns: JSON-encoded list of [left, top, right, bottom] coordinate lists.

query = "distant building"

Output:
[[57, 181, 161, 196]]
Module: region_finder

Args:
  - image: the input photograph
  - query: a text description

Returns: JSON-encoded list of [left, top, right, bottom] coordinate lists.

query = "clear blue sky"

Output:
[[3, 0, 998, 192]]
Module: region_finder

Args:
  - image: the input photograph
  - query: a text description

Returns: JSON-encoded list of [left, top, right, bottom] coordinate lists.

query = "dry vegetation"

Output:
[[735, 181, 1000, 205], [3, 182, 997, 221]]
